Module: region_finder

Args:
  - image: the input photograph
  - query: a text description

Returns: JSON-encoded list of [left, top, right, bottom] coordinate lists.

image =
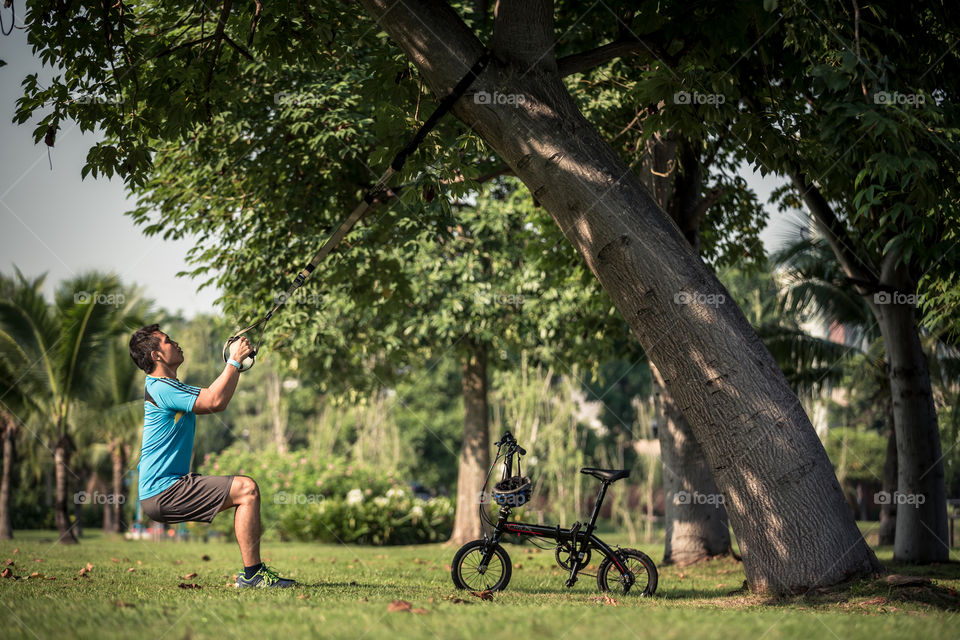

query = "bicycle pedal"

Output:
[[564, 577, 577, 588]]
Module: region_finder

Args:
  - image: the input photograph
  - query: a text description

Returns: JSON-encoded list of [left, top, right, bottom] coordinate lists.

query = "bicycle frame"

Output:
[[481, 477, 632, 587]]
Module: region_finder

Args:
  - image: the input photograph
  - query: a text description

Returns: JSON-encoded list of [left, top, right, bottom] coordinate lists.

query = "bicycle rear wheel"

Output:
[[451, 540, 512, 592], [597, 548, 658, 596]]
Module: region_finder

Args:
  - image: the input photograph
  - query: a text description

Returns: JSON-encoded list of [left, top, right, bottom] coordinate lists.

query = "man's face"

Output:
[[153, 331, 184, 368]]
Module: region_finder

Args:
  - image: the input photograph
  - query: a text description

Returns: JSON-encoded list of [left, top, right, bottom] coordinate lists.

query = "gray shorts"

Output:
[[140, 473, 234, 524]]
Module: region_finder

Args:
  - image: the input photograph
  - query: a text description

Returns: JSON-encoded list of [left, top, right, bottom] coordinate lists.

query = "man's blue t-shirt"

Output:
[[137, 376, 201, 500]]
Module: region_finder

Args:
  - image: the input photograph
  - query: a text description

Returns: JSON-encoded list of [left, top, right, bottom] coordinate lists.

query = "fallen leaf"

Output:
[[413, 558, 424, 564], [515, 564, 522, 569], [45, 576, 55, 580], [388, 600, 412, 612], [178, 582, 202, 589], [110, 558, 120, 563], [411, 608, 428, 615], [127, 568, 135, 573], [181, 572, 198, 579], [174, 560, 183, 565], [677, 573, 686, 579], [85, 562, 94, 572], [444, 565, 453, 571], [201, 555, 211, 562], [884, 574, 931, 587], [33, 558, 42, 563], [861, 596, 889, 606], [593, 594, 618, 606], [29, 572, 42, 579], [297, 594, 310, 600], [2, 568, 14, 579], [137, 560, 142, 566], [469, 590, 494, 601], [11, 548, 17, 554], [115, 601, 135, 608], [443, 595, 468, 604], [5, 558, 13, 566]]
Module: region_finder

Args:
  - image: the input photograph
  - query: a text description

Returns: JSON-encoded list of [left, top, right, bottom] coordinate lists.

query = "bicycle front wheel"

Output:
[[451, 540, 512, 592], [597, 548, 658, 596]]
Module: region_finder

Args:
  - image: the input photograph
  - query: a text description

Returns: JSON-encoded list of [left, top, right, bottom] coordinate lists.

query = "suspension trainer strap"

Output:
[[230, 50, 492, 348]]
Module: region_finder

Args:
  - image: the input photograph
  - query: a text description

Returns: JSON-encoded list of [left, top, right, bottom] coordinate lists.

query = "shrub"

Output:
[[198, 446, 453, 544]]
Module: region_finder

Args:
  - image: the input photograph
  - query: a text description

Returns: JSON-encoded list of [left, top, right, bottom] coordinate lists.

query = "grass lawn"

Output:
[[1, 528, 958, 639]]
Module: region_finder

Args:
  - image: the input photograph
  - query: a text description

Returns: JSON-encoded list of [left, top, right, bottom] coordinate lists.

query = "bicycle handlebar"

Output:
[[496, 431, 526, 456]]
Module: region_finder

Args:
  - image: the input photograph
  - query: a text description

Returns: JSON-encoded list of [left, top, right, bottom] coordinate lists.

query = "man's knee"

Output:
[[233, 475, 259, 504]]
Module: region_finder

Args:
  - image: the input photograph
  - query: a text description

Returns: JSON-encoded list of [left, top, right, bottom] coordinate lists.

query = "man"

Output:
[[129, 324, 296, 588]]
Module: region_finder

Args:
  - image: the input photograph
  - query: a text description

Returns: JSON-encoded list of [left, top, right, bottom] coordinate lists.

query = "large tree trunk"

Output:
[[654, 365, 732, 564], [109, 439, 126, 534], [359, 0, 880, 592], [643, 135, 732, 565], [53, 435, 78, 544], [449, 339, 490, 545], [872, 289, 948, 561], [0, 412, 15, 540], [878, 403, 897, 546]]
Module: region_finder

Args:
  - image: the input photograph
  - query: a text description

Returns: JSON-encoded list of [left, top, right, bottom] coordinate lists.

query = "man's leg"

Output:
[[219, 475, 261, 567]]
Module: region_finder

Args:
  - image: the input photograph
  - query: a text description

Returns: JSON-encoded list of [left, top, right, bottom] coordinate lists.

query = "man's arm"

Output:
[[194, 336, 253, 414]]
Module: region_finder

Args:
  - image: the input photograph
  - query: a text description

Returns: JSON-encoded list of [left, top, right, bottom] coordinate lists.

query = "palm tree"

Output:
[[82, 338, 146, 533], [0, 270, 133, 543]]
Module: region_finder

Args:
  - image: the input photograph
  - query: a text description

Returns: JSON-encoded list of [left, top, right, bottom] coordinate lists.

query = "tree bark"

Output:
[[653, 364, 732, 564], [642, 134, 732, 565], [878, 403, 897, 546], [0, 412, 15, 540], [871, 285, 948, 561], [449, 338, 490, 545], [358, 0, 880, 592], [109, 439, 126, 534], [54, 435, 78, 544]]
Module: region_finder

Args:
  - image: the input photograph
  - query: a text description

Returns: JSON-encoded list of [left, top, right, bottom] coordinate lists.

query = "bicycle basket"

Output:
[[493, 475, 532, 507]]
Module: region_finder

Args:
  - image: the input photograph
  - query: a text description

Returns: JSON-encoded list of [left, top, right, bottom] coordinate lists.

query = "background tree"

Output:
[[0, 271, 136, 542]]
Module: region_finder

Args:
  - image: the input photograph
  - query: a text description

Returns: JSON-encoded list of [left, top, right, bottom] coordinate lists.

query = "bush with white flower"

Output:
[[199, 445, 453, 544]]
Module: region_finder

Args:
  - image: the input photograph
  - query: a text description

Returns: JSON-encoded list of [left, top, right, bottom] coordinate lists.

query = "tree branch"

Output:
[[788, 170, 877, 286], [558, 39, 654, 77]]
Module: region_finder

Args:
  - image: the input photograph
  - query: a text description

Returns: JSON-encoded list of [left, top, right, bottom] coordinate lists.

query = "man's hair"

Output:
[[129, 324, 162, 373]]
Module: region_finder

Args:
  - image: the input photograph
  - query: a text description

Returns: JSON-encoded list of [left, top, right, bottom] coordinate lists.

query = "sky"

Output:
[[0, 2, 794, 321]]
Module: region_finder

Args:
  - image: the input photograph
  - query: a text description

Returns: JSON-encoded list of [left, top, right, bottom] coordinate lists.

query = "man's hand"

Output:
[[228, 336, 254, 362], [195, 337, 252, 414]]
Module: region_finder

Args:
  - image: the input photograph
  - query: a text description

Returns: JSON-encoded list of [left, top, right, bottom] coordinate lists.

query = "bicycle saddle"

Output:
[[580, 468, 630, 482]]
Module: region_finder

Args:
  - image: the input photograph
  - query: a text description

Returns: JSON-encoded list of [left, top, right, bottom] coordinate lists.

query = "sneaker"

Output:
[[235, 565, 297, 588]]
